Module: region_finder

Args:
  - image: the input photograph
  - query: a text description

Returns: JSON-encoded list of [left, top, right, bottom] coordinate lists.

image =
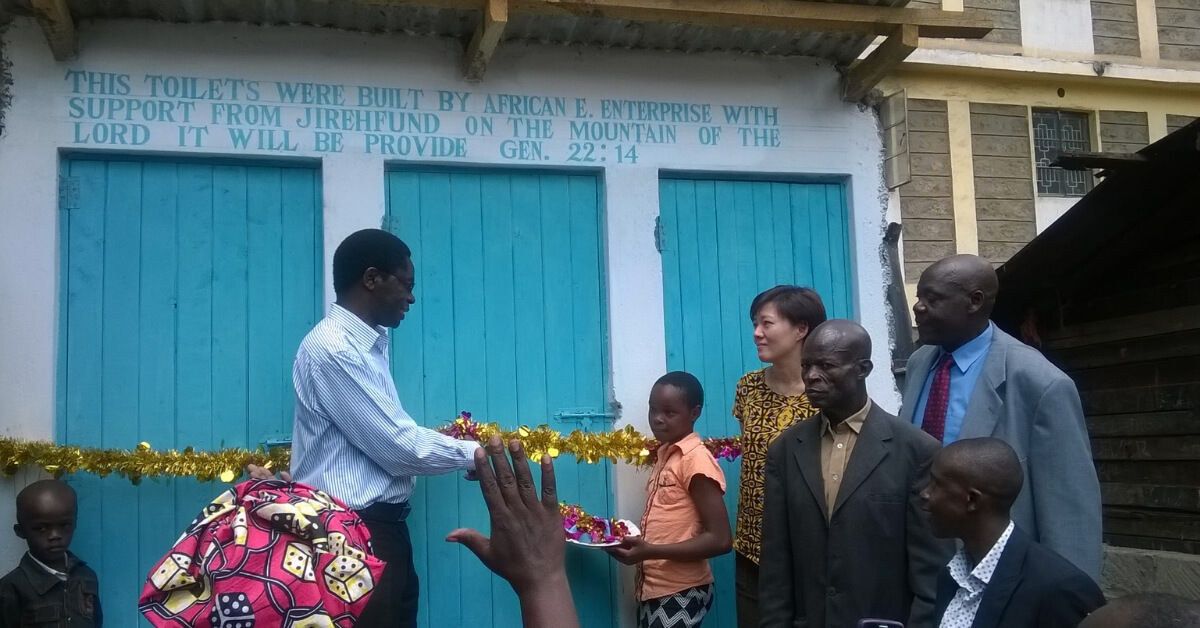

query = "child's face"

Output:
[[648, 383, 700, 445], [15, 493, 77, 567]]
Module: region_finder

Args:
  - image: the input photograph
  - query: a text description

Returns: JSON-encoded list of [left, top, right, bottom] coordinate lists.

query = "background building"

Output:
[[880, 0, 1200, 298]]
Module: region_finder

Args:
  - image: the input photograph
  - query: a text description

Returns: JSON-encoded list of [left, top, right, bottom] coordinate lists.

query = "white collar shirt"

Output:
[[290, 303, 480, 510], [939, 521, 1016, 628]]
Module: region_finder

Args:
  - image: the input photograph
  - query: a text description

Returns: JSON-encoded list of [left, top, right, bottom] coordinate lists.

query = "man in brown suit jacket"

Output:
[[759, 320, 952, 628]]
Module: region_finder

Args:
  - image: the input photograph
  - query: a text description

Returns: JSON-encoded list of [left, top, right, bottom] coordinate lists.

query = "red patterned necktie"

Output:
[[921, 353, 955, 442]]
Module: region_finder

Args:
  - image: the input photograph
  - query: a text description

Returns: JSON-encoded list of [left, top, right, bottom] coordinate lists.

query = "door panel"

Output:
[[386, 169, 616, 628], [660, 177, 853, 626], [58, 158, 322, 625]]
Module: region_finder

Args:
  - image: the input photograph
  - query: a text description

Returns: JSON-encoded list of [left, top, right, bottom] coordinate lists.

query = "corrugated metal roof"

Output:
[[57, 0, 904, 64]]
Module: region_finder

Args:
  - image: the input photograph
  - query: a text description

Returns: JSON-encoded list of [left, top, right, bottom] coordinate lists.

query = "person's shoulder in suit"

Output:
[[990, 327, 1076, 391], [767, 412, 820, 458], [879, 405, 942, 462], [1009, 528, 1106, 625]]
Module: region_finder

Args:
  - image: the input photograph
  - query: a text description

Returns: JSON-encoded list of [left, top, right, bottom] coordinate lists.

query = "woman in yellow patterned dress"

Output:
[[731, 285, 826, 628]]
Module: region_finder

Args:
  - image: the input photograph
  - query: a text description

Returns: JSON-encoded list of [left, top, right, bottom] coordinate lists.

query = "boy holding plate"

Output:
[[607, 372, 732, 628]]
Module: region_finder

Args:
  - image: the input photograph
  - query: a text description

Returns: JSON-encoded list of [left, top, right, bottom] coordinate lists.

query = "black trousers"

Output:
[[356, 504, 419, 628], [735, 552, 760, 628]]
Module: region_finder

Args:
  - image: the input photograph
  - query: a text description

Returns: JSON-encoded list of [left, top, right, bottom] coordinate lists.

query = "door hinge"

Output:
[[654, 215, 665, 253], [58, 176, 80, 211]]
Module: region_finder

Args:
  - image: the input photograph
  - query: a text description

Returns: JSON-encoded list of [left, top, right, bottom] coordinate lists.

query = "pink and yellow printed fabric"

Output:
[[138, 479, 385, 628]]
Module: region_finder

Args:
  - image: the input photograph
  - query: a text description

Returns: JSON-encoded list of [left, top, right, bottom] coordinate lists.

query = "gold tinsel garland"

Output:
[[0, 439, 290, 485], [0, 413, 742, 484]]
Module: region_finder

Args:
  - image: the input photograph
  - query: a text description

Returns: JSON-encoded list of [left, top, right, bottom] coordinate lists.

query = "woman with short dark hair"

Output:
[[731, 285, 826, 628]]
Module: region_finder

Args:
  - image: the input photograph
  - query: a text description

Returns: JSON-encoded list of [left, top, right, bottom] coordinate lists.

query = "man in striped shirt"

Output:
[[291, 228, 481, 627]]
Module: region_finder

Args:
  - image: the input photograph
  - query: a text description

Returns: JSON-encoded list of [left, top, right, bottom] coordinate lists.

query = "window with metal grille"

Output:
[[1032, 110, 1094, 196]]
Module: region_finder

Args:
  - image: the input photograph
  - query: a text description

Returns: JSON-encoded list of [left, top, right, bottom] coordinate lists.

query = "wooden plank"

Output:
[[247, 167, 286, 448], [446, 172, 493, 628], [1088, 411, 1200, 437], [1081, 383, 1200, 416], [62, 160, 107, 592], [212, 166, 250, 443], [1104, 533, 1200, 555], [173, 163, 218, 561], [385, 170, 429, 628], [136, 162, 179, 588], [715, 180, 745, 439], [476, 173, 523, 622], [660, 180, 684, 368], [1092, 435, 1200, 461], [1053, 329, 1200, 371], [462, 0, 509, 81], [770, 182, 793, 290], [415, 171, 463, 627], [1103, 482, 1200, 512], [842, 23, 918, 103], [1097, 461, 1200, 485], [826, 183, 851, 317], [1104, 508, 1200, 542], [751, 181, 777, 289], [101, 161, 143, 624], [29, 0, 76, 60], [1045, 305, 1200, 349], [280, 168, 321, 428], [510, 0, 994, 38], [1072, 357, 1200, 395], [807, 182, 835, 306]]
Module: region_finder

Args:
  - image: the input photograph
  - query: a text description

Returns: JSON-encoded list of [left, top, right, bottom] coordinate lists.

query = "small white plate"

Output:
[[565, 520, 641, 548]]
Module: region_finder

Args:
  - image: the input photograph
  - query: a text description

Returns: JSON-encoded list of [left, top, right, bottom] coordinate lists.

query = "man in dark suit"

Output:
[[759, 320, 953, 628], [924, 437, 1105, 628], [899, 254, 1102, 579]]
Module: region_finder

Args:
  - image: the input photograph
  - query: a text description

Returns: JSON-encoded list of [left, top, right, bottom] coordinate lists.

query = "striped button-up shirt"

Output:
[[291, 303, 480, 510]]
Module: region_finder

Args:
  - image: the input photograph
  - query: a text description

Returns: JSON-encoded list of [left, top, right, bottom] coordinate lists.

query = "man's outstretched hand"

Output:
[[245, 464, 292, 482], [446, 436, 579, 628]]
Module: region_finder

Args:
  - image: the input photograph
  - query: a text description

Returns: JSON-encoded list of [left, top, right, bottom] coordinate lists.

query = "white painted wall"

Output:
[[1020, 0, 1095, 58], [0, 18, 895, 617]]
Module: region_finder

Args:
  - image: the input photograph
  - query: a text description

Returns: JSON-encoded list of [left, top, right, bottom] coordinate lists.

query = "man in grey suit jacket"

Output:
[[760, 320, 953, 628], [900, 254, 1102, 579]]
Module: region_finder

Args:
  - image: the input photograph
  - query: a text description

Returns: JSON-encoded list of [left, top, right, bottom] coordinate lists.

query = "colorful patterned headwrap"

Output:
[[139, 479, 385, 627]]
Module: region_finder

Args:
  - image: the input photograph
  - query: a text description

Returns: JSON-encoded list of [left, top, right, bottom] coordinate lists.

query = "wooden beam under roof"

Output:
[[842, 23, 918, 102], [509, 0, 992, 39], [463, 0, 509, 81], [346, 0, 992, 39], [29, 0, 77, 60]]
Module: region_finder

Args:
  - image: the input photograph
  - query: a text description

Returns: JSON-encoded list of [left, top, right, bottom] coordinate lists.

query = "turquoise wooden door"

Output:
[[659, 177, 853, 626], [385, 169, 616, 628], [57, 157, 323, 626]]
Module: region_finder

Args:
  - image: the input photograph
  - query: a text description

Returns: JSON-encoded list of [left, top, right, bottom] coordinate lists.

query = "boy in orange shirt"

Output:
[[607, 371, 732, 628]]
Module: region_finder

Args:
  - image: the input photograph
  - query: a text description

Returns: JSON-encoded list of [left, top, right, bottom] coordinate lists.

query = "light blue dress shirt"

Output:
[[911, 322, 995, 445], [291, 304, 480, 510]]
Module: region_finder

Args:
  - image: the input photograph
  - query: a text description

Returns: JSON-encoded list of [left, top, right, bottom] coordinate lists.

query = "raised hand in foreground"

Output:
[[447, 436, 580, 628]]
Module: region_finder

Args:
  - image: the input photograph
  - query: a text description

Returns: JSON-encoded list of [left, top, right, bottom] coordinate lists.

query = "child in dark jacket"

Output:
[[0, 480, 102, 627]]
